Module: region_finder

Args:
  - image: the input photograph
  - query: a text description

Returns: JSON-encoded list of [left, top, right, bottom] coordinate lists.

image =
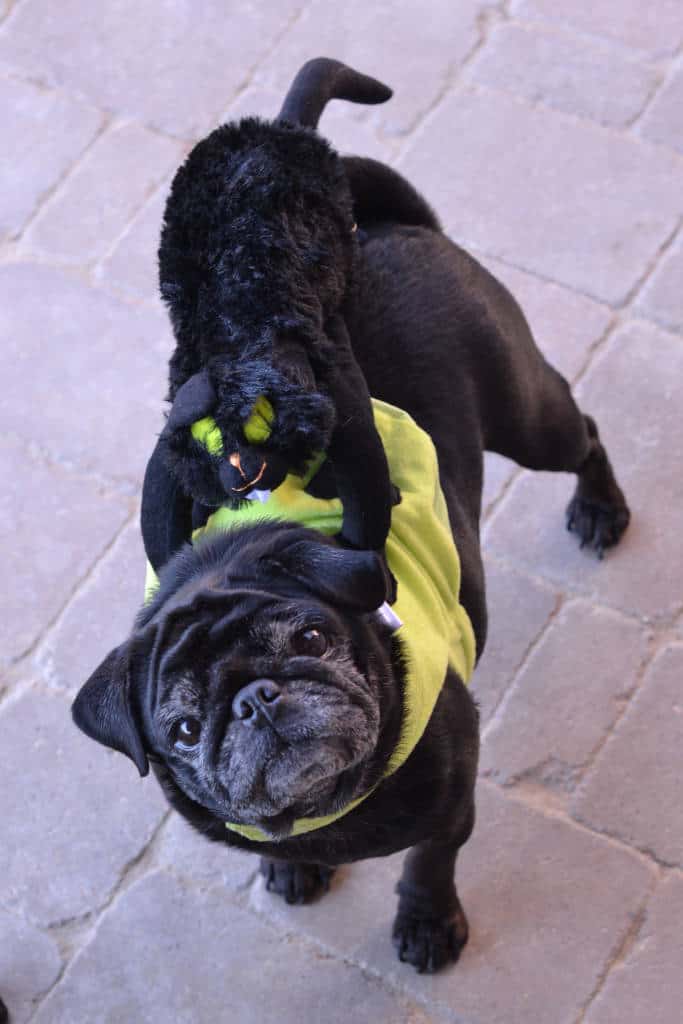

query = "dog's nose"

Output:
[[232, 680, 282, 726]]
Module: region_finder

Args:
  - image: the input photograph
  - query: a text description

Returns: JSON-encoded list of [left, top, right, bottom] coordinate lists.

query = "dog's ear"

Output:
[[72, 640, 150, 777], [270, 539, 387, 613]]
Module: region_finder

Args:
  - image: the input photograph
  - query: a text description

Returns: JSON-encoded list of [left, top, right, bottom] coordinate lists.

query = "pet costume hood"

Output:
[[145, 399, 476, 840]]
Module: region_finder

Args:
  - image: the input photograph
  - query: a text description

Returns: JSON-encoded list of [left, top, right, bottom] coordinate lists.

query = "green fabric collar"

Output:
[[146, 399, 475, 842]]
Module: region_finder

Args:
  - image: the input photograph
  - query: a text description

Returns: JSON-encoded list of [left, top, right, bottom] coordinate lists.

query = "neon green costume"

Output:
[[146, 399, 475, 841]]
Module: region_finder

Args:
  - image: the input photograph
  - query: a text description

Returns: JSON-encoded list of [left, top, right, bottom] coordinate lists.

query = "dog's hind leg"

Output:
[[564, 414, 630, 556], [483, 345, 629, 556]]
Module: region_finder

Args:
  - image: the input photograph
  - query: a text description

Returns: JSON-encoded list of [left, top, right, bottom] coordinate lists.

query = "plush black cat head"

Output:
[[157, 60, 392, 506]]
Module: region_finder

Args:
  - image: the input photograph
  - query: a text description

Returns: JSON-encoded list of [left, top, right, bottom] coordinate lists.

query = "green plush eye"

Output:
[[191, 416, 223, 455], [243, 395, 274, 444]]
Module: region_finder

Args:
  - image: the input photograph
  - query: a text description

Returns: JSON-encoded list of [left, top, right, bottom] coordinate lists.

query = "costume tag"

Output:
[[246, 489, 271, 504], [375, 601, 403, 631]]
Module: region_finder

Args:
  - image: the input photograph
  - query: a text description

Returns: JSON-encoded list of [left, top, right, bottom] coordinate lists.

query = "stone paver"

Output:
[[572, 644, 683, 867], [23, 120, 184, 264], [0, 909, 62, 1024], [635, 230, 683, 333], [2, 3, 682, 1020], [154, 814, 256, 891], [260, 0, 496, 137], [252, 783, 655, 1024], [478, 253, 613, 381], [471, 559, 558, 725], [401, 87, 682, 305], [0, 437, 129, 666], [33, 870, 427, 1024], [511, 0, 683, 58], [468, 22, 658, 128], [639, 65, 683, 155], [0, 688, 167, 925], [248, 851, 406, 970], [484, 320, 683, 622], [33, 520, 145, 693], [0, 263, 172, 484], [0, 75, 102, 239], [96, 182, 170, 302], [481, 452, 517, 515], [584, 872, 683, 1024], [0, 0, 302, 138], [481, 599, 647, 788]]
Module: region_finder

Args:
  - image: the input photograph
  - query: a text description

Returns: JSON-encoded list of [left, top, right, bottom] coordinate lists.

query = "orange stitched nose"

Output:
[[229, 452, 247, 479]]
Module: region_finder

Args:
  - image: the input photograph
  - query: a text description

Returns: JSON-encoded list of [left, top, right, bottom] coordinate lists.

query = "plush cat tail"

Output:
[[277, 57, 392, 129]]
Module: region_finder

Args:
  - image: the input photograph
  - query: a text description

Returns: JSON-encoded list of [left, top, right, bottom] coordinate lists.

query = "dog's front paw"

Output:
[[260, 858, 335, 905], [392, 899, 468, 973], [566, 494, 630, 558]]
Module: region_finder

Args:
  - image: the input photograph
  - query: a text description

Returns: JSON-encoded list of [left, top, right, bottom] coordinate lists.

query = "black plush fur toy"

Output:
[[142, 60, 403, 579]]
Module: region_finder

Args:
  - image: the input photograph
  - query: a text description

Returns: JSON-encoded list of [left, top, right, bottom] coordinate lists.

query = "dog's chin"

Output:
[[250, 806, 299, 841], [224, 737, 366, 839], [170, 732, 373, 841]]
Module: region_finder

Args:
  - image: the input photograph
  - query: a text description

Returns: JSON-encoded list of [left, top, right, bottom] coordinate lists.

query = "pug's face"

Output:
[[72, 525, 402, 839]]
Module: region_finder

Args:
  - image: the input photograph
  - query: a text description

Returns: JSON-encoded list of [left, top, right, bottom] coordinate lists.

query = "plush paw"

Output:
[[260, 858, 335, 905], [392, 901, 469, 973], [566, 495, 630, 558]]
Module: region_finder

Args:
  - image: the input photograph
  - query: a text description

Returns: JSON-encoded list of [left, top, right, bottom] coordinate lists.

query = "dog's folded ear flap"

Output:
[[271, 540, 387, 613], [72, 642, 149, 777]]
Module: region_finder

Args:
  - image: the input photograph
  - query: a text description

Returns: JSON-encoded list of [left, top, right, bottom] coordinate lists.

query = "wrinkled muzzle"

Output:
[[215, 667, 380, 832]]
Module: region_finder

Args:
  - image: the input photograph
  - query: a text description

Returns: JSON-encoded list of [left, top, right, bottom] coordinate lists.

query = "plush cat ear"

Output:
[[165, 370, 217, 431], [270, 539, 387, 613], [72, 639, 150, 777]]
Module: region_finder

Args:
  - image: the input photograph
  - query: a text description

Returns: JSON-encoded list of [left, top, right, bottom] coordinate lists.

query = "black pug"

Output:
[[141, 60, 399, 580], [73, 58, 630, 973]]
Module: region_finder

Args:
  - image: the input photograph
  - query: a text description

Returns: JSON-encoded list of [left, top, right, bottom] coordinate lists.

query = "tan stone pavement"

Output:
[[1, 2, 682, 1022]]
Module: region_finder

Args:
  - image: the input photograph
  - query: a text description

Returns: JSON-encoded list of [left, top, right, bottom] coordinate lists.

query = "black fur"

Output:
[[145, 60, 397, 573], [75, 59, 630, 973]]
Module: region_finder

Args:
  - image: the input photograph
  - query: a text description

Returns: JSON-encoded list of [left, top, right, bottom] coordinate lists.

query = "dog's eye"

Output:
[[291, 628, 328, 657], [173, 717, 202, 748]]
